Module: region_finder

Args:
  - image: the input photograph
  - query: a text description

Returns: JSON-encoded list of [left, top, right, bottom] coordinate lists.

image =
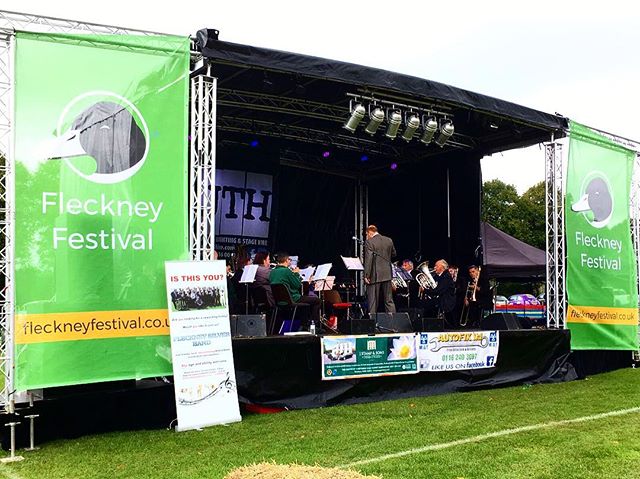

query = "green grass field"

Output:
[[2, 368, 640, 479]]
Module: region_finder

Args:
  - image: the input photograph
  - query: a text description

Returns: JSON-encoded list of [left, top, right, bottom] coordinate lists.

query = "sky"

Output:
[[3, 0, 639, 193]]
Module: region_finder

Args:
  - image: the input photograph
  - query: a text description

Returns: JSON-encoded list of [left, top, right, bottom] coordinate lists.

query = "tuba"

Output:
[[415, 261, 437, 291]]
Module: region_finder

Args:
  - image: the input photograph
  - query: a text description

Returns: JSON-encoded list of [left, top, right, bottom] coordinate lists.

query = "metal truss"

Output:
[[545, 140, 565, 329], [217, 88, 346, 122], [190, 74, 217, 261]]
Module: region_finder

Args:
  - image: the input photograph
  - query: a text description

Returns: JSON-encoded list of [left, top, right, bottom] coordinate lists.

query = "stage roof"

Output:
[[196, 33, 568, 178]]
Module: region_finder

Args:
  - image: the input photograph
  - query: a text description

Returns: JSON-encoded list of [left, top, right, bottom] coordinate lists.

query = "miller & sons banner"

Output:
[[13, 32, 190, 389], [566, 121, 639, 350]]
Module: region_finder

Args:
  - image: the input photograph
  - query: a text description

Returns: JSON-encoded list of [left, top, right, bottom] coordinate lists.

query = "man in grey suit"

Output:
[[363, 224, 397, 316]]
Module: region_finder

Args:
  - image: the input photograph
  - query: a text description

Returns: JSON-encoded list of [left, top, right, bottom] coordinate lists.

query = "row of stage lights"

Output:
[[343, 96, 455, 147]]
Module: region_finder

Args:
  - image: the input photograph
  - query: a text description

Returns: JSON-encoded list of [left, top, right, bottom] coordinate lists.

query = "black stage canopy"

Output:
[[482, 222, 546, 279], [196, 32, 566, 272]]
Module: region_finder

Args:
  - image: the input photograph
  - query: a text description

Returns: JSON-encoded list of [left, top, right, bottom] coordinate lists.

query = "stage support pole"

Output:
[[1, 422, 23, 463]]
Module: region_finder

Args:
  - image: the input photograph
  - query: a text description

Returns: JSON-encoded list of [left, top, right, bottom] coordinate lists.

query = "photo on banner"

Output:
[[565, 121, 639, 350], [13, 32, 190, 389]]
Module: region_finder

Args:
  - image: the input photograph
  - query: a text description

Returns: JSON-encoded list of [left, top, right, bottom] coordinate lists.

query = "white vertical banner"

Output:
[[165, 260, 241, 431]]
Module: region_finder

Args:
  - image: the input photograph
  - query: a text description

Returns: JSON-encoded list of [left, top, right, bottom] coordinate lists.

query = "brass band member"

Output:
[[270, 252, 321, 329], [462, 265, 492, 328], [364, 225, 397, 315], [424, 259, 456, 325]]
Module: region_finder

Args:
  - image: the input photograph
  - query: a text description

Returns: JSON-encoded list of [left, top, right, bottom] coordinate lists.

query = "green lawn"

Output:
[[2, 368, 640, 479]]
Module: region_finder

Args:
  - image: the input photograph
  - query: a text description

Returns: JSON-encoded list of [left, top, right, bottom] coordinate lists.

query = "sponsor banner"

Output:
[[418, 331, 499, 372], [165, 260, 241, 431], [566, 121, 639, 350], [13, 32, 190, 389], [214, 169, 273, 259], [321, 334, 419, 380]]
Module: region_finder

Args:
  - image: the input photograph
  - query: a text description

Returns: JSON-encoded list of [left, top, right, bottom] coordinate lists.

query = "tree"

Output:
[[481, 179, 520, 237]]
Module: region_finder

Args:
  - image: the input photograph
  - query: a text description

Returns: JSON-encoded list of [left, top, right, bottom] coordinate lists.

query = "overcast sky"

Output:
[[3, 0, 639, 193]]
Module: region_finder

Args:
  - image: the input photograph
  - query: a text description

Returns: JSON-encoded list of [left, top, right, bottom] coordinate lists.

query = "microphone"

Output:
[[352, 236, 364, 244]]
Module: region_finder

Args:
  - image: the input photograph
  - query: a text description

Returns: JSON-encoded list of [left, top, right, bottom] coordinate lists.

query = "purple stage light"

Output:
[[322, 151, 331, 158], [390, 162, 398, 170]]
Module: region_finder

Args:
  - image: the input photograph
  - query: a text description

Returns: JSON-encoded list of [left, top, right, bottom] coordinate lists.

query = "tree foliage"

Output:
[[482, 179, 545, 250]]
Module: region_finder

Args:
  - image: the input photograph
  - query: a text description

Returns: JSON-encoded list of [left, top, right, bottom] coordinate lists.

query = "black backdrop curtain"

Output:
[[217, 144, 483, 278]]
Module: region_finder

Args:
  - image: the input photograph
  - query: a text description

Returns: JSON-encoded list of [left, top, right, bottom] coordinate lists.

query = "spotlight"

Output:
[[364, 107, 385, 135], [385, 111, 402, 139], [343, 104, 366, 132], [249, 139, 259, 148], [322, 150, 331, 158], [360, 154, 369, 162], [401, 114, 420, 142], [435, 120, 454, 147], [390, 162, 398, 170], [420, 117, 438, 144]]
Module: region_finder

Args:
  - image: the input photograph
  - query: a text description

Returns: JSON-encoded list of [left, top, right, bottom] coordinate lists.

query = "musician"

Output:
[[270, 252, 321, 329], [252, 251, 275, 307], [400, 260, 414, 280], [363, 225, 397, 315], [462, 265, 492, 328], [425, 259, 456, 325]]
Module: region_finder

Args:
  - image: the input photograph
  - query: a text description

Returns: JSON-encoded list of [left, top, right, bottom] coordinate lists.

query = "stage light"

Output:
[[360, 155, 369, 162], [249, 139, 259, 148], [390, 162, 398, 170], [385, 111, 402, 139], [364, 107, 385, 135], [343, 104, 366, 132], [322, 151, 331, 158], [420, 117, 438, 144], [401, 114, 420, 142], [435, 121, 454, 147]]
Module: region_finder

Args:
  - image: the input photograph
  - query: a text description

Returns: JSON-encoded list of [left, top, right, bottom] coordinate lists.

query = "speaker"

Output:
[[400, 308, 424, 331], [230, 314, 267, 337], [480, 312, 521, 330], [344, 318, 375, 335], [373, 312, 413, 333]]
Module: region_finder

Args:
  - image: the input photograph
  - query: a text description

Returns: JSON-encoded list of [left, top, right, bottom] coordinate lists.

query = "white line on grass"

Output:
[[0, 465, 24, 479], [341, 406, 640, 468]]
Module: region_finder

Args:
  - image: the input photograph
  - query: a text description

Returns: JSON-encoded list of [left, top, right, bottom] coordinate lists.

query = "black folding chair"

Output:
[[270, 283, 310, 334]]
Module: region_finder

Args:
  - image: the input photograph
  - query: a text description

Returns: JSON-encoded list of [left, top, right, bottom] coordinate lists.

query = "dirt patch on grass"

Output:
[[224, 462, 381, 479]]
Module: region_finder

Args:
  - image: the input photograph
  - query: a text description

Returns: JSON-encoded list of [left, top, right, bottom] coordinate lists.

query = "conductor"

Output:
[[363, 225, 397, 315]]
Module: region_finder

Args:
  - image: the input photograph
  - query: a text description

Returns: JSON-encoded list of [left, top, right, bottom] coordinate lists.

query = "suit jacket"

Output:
[[433, 270, 456, 313], [252, 265, 275, 307], [364, 234, 396, 283]]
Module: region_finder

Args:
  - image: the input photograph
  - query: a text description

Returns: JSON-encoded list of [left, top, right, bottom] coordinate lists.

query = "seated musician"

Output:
[[463, 265, 492, 328], [270, 252, 321, 329], [423, 259, 456, 327], [393, 259, 420, 308], [252, 251, 275, 307]]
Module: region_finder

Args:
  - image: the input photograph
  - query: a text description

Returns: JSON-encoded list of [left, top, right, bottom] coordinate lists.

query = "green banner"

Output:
[[13, 32, 190, 389], [566, 121, 638, 350], [321, 334, 419, 380]]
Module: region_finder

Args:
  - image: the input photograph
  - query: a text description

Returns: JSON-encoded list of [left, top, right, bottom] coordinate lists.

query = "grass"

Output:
[[2, 368, 640, 479]]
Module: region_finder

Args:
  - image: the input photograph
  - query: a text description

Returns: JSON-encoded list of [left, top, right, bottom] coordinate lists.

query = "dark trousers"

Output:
[[367, 281, 396, 315]]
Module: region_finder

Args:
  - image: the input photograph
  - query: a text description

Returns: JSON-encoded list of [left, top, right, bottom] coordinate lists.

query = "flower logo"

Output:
[[388, 335, 416, 360]]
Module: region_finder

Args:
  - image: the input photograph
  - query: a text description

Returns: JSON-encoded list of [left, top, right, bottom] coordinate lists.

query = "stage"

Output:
[[6, 328, 629, 449]]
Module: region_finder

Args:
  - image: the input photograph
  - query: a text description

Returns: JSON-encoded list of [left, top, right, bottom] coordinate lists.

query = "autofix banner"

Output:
[[13, 32, 190, 389], [566, 121, 638, 350]]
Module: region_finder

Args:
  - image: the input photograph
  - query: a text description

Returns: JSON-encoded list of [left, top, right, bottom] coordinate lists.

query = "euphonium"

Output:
[[415, 261, 437, 290]]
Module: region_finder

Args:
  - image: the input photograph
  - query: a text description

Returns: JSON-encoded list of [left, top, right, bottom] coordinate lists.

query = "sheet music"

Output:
[[314, 263, 332, 281], [239, 264, 259, 283], [341, 256, 364, 271], [298, 266, 315, 282], [314, 275, 335, 291]]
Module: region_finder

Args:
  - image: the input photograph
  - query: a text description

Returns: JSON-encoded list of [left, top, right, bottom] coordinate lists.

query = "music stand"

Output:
[[341, 256, 364, 317], [238, 264, 259, 315]]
